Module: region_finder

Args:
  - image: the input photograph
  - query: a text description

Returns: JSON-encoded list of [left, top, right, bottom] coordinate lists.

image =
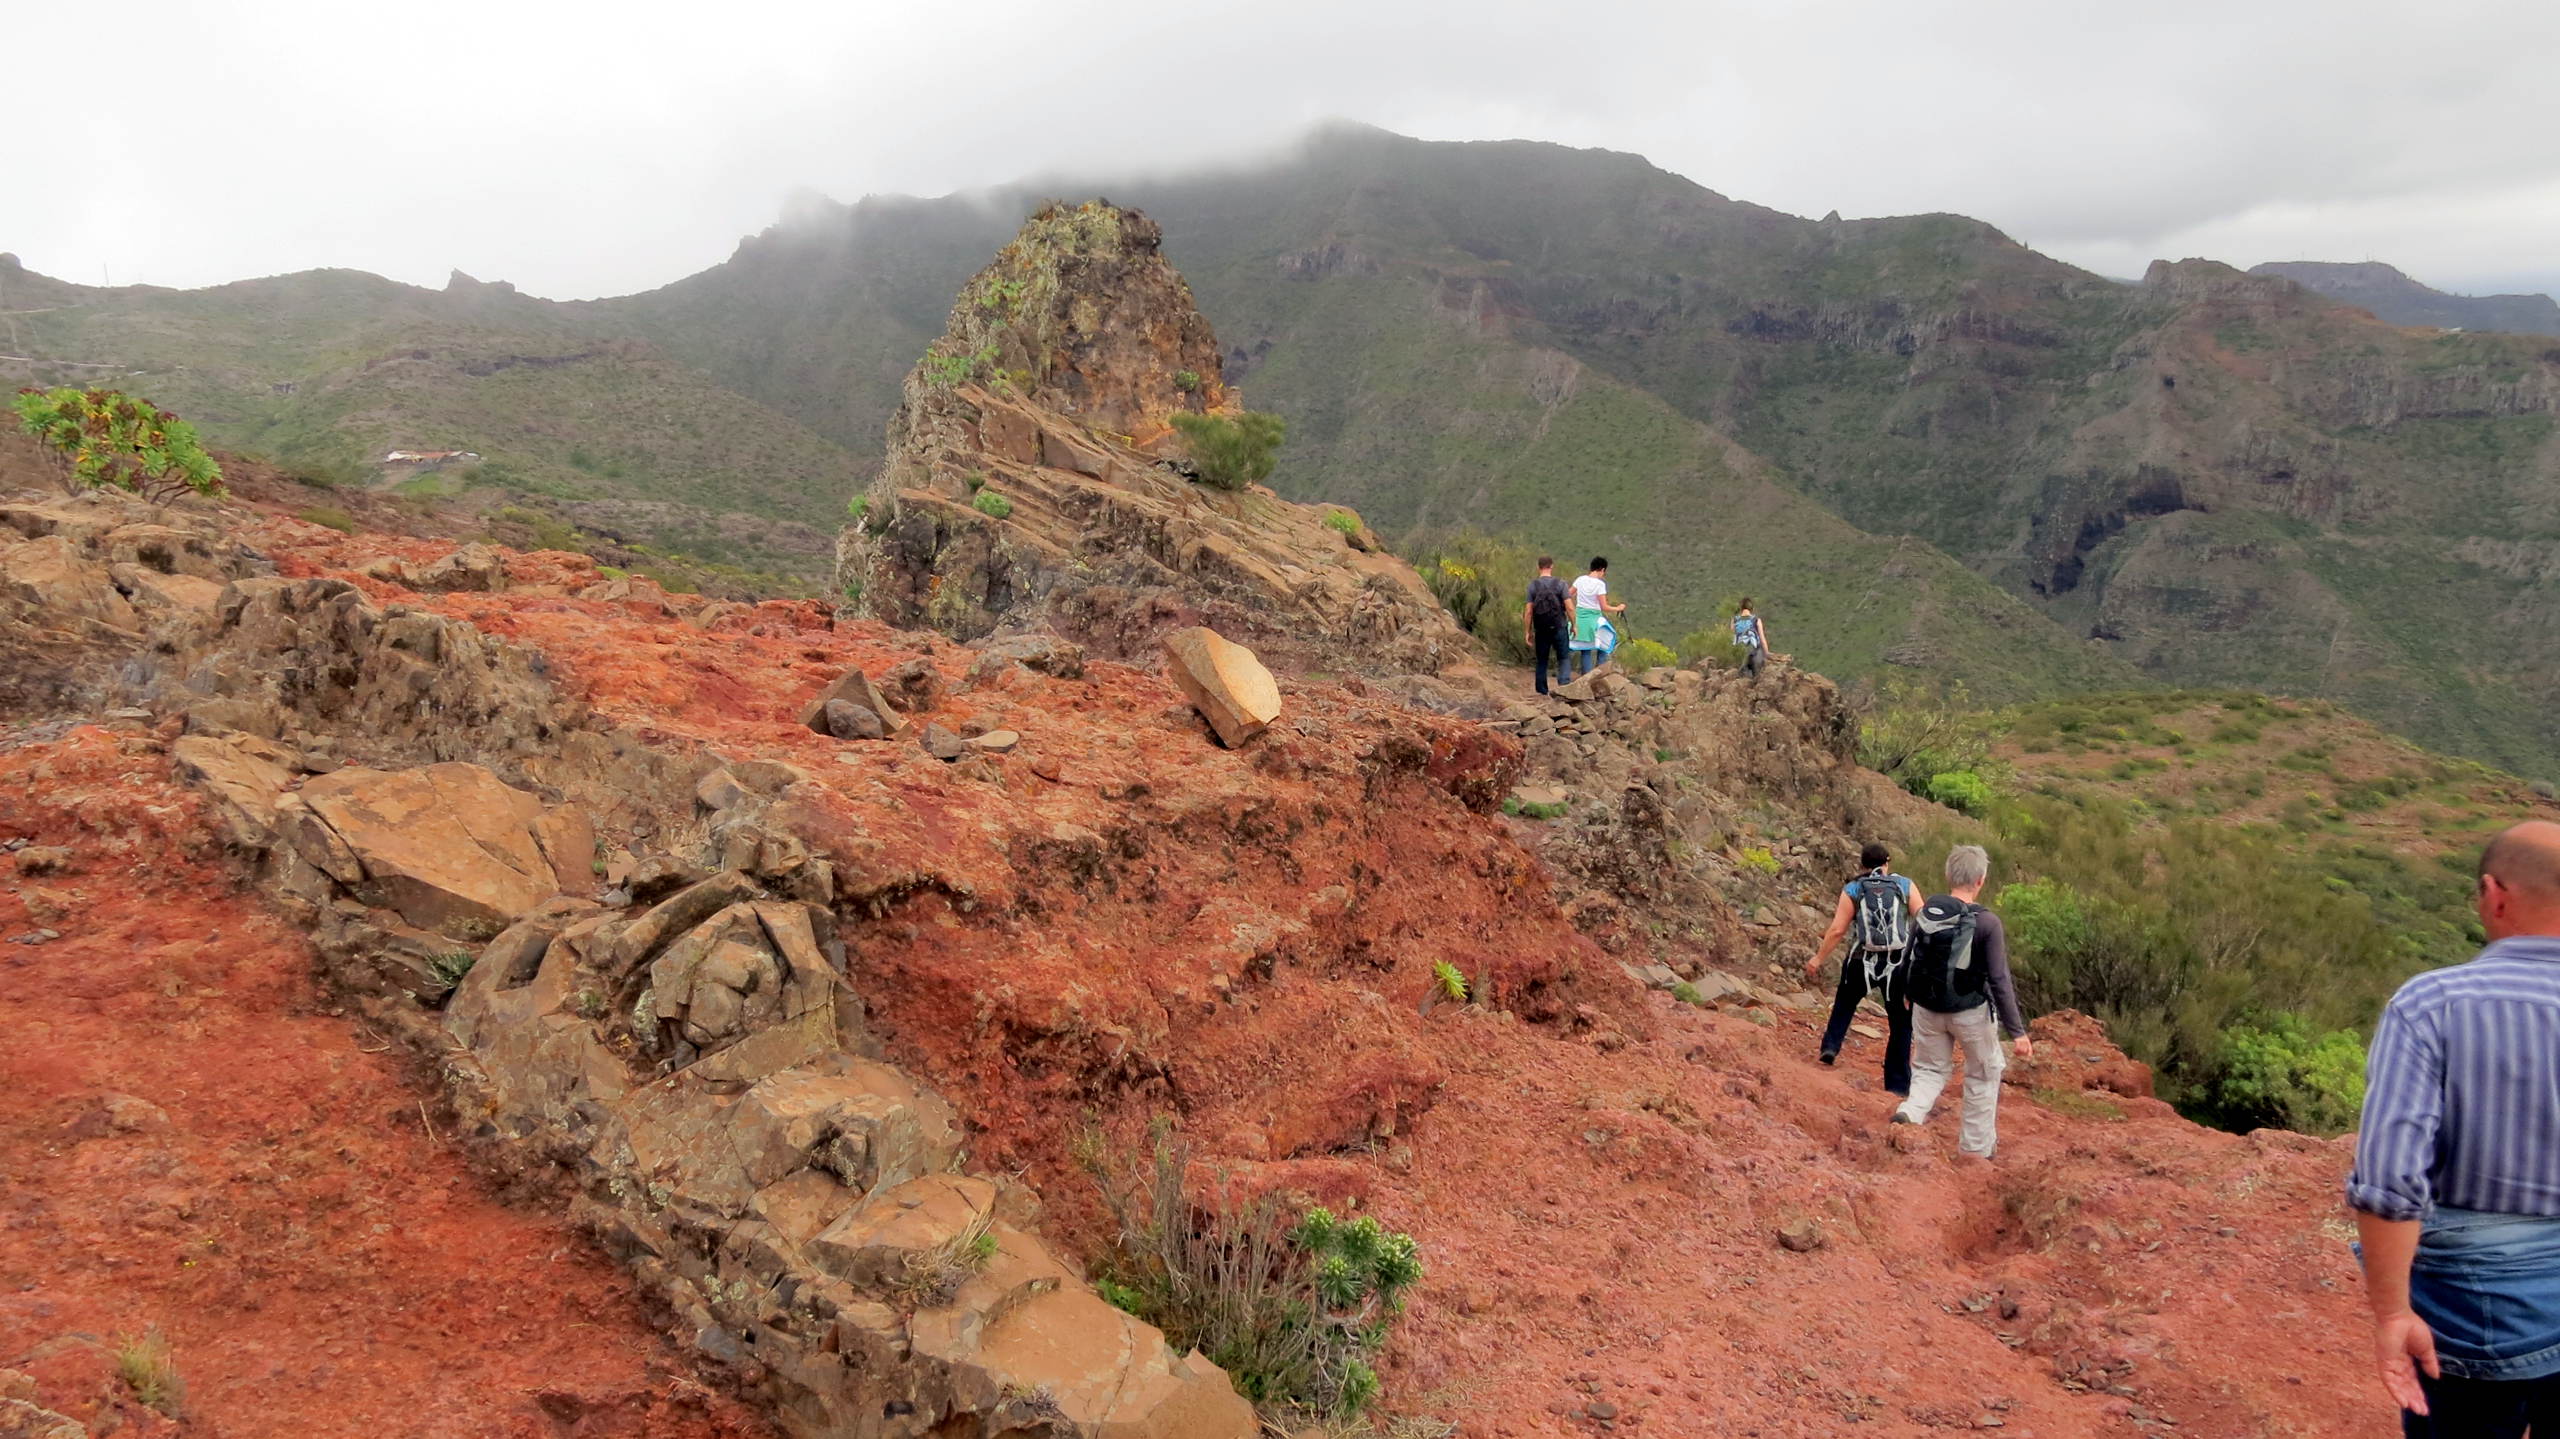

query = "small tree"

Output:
[[13, 387, 225, 502], [1170, 411, 1285, 491]]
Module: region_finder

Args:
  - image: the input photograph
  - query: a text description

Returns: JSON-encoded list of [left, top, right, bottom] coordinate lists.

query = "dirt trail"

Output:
[[0, 727, 774, 1439]]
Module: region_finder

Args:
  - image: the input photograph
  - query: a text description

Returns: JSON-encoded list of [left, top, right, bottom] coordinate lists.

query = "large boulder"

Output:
[[1162, 626, 1280, 747], [294, 763, 592, 938], [800, 668, 908, 737]]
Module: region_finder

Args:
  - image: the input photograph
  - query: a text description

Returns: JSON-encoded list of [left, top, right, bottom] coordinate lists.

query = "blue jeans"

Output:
[[1568, 647, 1602, 677], [1534, 623, 1570, 693], [2411, 1209, 2560, 1381]]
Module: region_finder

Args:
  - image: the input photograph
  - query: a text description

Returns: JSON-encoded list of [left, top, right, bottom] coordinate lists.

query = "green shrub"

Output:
[[1618, 637, 1676, 673], [1671, 981, 1705, 1006], [1322, 509, 1361, 536], [973, 490, 1013, 519], [966, 469, 988, 491], [2210, 1015, 2367, 1135], [1087, 1134, 1420, 1422], [1169, 411, 1285, 491], [1411, 530, 1534, 665], [1857, 679, 2003, 798], [1738, 846, 1780, 876], [847, 494, 870, 521], [298, 505, 355, 533], [14, 387, 225, 502], [1173, 369, 1203, 393], [1926, 770, 1995, 815]]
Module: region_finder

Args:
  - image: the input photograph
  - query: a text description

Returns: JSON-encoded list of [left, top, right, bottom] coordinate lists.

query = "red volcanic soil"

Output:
[[0, 727, 774, 1439], [11, 507, 2398, 1438]]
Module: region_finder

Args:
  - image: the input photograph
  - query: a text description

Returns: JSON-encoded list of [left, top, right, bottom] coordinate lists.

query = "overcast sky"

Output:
[[6, 0, 2556, 302]]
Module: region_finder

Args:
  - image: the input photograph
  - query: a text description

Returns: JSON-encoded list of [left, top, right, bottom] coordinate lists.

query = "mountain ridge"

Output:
[[2248, 258, 2560, 336], [6, 127, 2556, 775]]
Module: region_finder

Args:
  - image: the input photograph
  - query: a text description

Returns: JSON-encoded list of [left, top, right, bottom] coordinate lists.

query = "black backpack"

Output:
[[1529, 576, 1568, 630], [1907, 896, 1985, 1013]]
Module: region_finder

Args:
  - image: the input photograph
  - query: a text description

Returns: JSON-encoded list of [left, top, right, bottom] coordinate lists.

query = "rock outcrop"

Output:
[[839, 202, 1480, 684], [143, 573, 1255, 1439]]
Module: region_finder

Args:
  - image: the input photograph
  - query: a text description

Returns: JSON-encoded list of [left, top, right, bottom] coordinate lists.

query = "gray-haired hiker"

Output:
[[2349, 819, 2560, 1436], [1893, 844, 2031, 1156]]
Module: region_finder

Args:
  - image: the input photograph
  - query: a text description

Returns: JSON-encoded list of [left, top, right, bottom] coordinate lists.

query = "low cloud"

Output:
[[5, 0, 2554, 300]]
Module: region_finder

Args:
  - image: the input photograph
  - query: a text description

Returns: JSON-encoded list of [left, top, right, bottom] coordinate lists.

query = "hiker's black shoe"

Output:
[[1818, 1050, 1838, 1066], [1888, 1111, 1916, 1125]]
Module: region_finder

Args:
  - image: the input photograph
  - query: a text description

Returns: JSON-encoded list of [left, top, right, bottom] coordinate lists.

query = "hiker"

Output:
[[1568, 556, 1625, 678], [1805, 842, 1926, 1095], [1525, 555, 1572, 695], [2349, 819, 2560, 1435], [1733, 599, 1771, 679], [1891, 844, 2031, 1156]]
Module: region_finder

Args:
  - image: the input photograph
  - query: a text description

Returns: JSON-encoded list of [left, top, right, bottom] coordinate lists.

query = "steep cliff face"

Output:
[[841, 202, 1484, 685]]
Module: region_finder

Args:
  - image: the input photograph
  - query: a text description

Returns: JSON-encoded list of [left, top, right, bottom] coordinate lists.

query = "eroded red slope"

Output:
[[0, 727, 774, 1439], [243, 517, 2386, 1439]]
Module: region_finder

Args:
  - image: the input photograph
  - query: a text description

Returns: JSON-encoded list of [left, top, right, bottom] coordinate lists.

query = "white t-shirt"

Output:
[[1571, 574, 1608, 610]]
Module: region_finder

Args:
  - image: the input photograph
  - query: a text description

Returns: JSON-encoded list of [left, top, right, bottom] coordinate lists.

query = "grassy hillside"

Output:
[[2, 262, 858, 580]]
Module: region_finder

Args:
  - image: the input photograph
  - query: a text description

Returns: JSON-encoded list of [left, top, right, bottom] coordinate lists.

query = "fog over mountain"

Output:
[[6, 0, 2558, 300]]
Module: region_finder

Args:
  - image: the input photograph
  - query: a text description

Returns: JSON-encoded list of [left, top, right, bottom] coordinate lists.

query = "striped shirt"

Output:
[[2348, 936, 2560, 1223]]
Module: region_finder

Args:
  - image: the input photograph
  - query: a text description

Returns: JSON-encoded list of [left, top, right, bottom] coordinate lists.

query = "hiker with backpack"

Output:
[[1733, 599, 1771, 679], [1567, 557, 1624, 678], [1805, 842, 1927, 1095], [1525, 556, 1573, 695], [1892, 844, 2032, 1156]]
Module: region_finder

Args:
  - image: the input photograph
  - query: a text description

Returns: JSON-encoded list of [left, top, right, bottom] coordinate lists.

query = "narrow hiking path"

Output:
[[0, 726, 776, 1439]]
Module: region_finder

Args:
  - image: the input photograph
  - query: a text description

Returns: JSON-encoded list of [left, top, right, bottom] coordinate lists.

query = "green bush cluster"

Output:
[[2216, 1015, 2368, 1134], [1170, 411, 1286, 491], [1926, 770, 1994, 815], [973, 490, 1013, 519], [1088, 1133, 1420, 1422], [1322, 509, 1361, 536], [1617, 636, 1676, 673], [1412, 529, 1534, 665]]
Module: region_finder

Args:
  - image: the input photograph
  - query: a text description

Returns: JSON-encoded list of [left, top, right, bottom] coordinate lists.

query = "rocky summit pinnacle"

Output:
[[840, 200, 1483, 691]]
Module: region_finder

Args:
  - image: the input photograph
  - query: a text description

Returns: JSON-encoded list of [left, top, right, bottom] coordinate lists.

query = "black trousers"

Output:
[[2404, 1370, 2560, 1438], [1820, 954, 1912, 1096], [1534, 622, 1570, 694]]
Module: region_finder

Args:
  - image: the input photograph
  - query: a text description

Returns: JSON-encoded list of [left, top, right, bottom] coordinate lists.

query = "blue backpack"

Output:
[[1733, 614, 1761, 649]]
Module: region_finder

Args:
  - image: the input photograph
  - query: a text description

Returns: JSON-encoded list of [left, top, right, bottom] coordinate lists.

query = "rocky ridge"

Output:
[[841, 203, 1483, 691]]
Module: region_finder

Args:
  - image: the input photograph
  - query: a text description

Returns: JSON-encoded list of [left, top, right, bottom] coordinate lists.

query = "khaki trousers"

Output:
[[1896, 1004, 2006, 1156]]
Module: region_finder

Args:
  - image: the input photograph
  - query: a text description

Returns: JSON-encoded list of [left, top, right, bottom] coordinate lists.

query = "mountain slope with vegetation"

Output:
[[10, 126, 2558, 770], [0, 257, 859, 580], [1863, 683, 2560, 1134]]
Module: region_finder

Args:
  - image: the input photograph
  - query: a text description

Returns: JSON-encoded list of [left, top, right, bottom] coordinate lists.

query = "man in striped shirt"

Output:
[[2350, 819, 2560, 1436]]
